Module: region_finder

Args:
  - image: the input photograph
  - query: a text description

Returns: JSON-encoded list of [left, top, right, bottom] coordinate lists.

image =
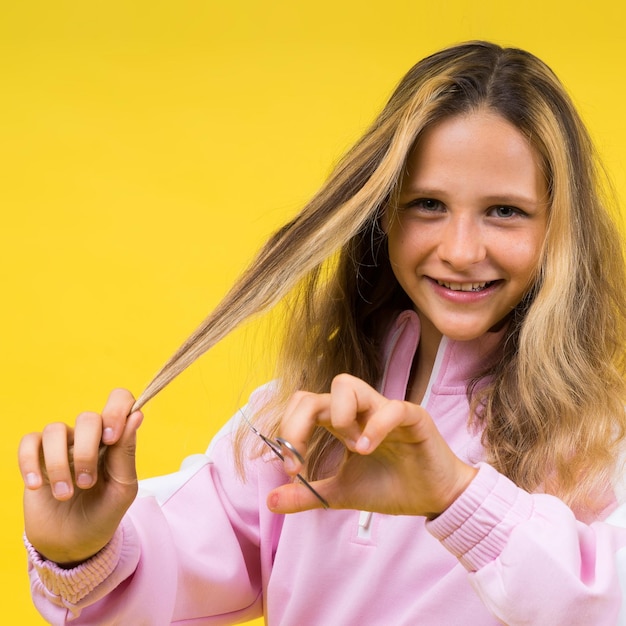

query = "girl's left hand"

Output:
[[267, 373, 477, 518]]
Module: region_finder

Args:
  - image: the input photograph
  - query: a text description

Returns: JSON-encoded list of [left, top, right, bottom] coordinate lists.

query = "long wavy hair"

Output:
[[134, 41, 626, 515]]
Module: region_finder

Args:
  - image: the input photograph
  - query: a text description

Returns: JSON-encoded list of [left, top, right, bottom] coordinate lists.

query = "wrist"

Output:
[[429, 462, 479, 520], [55, 554, 100, 569], [32, 539, 111, 568], [25, 529, 125, 603]]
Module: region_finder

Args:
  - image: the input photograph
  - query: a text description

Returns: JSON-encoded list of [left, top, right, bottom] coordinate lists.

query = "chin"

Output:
[[445, 332, 486, 342], [438, 324, 492, 342]]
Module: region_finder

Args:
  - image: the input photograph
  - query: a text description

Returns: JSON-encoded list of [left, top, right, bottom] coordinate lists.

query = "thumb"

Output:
[[267, 478, 331, 514], [104, 410, 143, 487]]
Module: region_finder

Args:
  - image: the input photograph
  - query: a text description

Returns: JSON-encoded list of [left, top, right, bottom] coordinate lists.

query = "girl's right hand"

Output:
[[18, 389, 143, 566]]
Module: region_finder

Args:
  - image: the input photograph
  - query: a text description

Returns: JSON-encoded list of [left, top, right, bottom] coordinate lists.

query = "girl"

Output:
[[19, 41, 626, 625]]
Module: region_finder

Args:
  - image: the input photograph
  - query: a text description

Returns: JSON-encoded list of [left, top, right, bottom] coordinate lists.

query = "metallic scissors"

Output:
[[239, 410, 329, 509]]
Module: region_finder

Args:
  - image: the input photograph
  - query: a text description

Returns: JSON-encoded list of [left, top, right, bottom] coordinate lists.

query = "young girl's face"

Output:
[[386, 110, 548, 344]]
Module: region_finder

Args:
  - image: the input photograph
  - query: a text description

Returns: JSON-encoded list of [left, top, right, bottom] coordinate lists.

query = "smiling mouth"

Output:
[[436, 280, 497, 292]]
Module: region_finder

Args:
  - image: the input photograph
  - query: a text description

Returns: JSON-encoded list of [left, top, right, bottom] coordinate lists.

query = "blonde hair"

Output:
[[135, 42, 626, 515]]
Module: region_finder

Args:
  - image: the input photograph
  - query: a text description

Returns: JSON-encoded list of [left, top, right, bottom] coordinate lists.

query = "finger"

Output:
[[72, 411, 104, 489], [267, 479, 331, 514], [329, 374, 385, 447], [18, 433, 44, 489], [356, 400, 429, 454], [283, 390, 314, 416], [279, 392, 331, 472], [41, 422, 74, 500], [101, 388, 137, 445], [104, 410, 143, 487]]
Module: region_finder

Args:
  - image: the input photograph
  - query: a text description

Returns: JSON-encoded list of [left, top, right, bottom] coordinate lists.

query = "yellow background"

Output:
[[2, 1, 625, 622]]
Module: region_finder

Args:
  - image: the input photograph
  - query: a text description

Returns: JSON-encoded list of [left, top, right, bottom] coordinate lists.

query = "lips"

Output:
[[436, 279, 496, 292]]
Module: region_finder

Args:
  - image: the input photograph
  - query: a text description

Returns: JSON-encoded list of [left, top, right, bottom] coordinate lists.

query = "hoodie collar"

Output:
[[379, 310, 504, 402]]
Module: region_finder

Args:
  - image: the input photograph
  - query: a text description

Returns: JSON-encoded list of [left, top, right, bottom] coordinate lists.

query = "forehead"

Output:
[[401, 111, 547, 203]]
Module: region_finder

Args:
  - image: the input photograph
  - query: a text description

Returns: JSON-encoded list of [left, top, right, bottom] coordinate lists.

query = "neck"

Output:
[[407, 313, 442, 404]]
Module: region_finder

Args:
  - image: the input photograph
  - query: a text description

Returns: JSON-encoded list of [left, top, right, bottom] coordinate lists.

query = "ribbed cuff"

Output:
[[426, 463, 534, 571], [25, 527, 123, 604]]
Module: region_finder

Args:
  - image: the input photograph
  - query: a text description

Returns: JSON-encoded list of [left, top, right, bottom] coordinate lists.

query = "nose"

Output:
[[437, 215, 486, 270]]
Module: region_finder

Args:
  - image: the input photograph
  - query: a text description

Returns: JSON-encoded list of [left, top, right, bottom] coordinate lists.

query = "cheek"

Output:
[[501, 233, 544, 283], [389, 235, 421, 271], [387, 221, 431, 264]]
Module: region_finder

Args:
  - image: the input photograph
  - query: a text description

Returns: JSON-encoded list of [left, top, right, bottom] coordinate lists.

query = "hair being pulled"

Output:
[[133, 41, 626, 517]]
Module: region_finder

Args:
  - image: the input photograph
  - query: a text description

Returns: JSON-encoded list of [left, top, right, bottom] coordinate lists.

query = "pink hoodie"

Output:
[[26, 310, 626, 624]]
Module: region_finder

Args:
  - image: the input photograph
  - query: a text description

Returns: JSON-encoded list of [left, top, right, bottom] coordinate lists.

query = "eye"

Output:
[[490, 205, 523, 218], [404, 198, 445, 212]]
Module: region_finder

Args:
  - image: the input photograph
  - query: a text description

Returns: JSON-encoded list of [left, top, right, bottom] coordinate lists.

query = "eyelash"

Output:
[[404, 198, 444, 212], [489, 205, 526, 218]]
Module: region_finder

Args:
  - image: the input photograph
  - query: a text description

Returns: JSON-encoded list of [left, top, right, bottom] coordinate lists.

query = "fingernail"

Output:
[[25, 472, 39, 488], [356, 436, 371, 454], [268, 492, 280, 510], [77, 472, 93, 488], [53, 481, 71, 498], [103, 427, 115, 444]]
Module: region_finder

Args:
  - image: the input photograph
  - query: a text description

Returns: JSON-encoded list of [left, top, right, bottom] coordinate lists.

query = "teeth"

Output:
[[437, 280, 490, 292]]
